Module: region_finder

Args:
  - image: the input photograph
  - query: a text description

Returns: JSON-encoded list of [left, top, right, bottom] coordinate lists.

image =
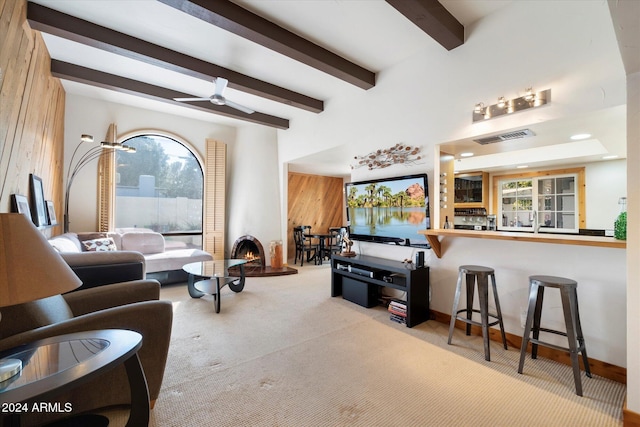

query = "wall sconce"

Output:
[[473, 88, 550, 123]]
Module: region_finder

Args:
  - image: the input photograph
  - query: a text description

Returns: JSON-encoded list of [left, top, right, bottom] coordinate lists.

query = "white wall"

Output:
[[226, 125, 282, 260], [584, 160, 627, 229], [625, 71, 640, 411]]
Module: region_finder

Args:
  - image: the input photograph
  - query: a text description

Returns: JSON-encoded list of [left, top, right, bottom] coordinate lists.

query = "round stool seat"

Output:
[[460, 265, 494, 275], [529, 275, 577, 289]]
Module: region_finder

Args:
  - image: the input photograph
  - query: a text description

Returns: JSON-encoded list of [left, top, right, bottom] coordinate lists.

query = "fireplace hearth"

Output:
[[231, 235, 297, 277]]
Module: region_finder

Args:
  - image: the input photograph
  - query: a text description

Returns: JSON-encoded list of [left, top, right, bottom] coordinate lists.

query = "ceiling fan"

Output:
[[173, 77, 255, 114]]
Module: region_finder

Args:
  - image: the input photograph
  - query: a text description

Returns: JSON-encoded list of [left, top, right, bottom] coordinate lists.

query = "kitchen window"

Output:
[[494, 168, 585, 234]]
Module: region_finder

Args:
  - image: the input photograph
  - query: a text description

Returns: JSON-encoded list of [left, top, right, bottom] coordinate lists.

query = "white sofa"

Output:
[[49, 229, 212, 286]]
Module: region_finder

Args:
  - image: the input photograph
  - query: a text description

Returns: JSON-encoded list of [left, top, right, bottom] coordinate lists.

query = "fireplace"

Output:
[[230, 235, 297, 277], [231, 235, 265, 267]]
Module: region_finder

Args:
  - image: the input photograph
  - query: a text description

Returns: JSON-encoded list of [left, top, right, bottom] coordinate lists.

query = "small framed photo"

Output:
[[11, 194, 32, 220], [29, 173, 48, 227], [46, 200, 58, 226]]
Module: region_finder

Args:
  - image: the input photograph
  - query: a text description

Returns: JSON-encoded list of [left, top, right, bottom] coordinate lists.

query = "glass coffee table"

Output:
[[183, 259, 247, 313]]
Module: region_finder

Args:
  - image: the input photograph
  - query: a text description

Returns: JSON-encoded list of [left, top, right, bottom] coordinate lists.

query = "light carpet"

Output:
[[111, 263, 625, 426]]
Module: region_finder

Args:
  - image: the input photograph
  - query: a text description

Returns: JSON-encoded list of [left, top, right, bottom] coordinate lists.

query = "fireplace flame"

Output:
[[243, 251, 259, 262]]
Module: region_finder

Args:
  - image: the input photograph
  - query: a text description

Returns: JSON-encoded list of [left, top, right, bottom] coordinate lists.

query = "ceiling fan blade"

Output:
[[174, 97, 210, 102], [224, 99, 255, 114], [214, 77, 228, 96]]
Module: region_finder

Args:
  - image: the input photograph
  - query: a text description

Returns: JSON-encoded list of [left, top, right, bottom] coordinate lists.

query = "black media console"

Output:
[[331, 253, 430, 328]]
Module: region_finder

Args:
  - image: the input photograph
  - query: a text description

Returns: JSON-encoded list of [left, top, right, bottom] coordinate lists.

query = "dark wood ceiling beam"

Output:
[[385, 0, 464, 50], [27, 2, 321, 113], [157, 0, 376, 89], [51, 60, 289, 129]]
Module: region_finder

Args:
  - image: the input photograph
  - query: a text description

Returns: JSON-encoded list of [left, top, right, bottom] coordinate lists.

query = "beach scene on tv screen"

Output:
[[346, 176, 429, 241]]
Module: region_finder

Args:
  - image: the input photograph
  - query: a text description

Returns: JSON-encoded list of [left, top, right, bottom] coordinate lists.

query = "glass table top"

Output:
[[0, 338, 110, 393], [183, 259, 247, 277]]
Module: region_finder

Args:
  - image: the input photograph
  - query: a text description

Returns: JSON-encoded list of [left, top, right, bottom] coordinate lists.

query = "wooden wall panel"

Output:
[[287, 172, 344, 259], [0, 0, 65, 235]]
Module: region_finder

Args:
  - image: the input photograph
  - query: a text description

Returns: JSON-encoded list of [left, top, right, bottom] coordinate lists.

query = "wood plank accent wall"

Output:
[[0, 0, 65, 235], [287, 172, 344, 259]]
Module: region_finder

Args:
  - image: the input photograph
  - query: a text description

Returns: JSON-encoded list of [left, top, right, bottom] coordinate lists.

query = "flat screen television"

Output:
[[345, 173, 430, 247]]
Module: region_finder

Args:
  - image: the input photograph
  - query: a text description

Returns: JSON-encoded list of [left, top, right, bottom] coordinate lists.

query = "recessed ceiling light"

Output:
[[602, 155, 619, 160], [570, 133, 591, 140], [516, 165, 528, 169], [460, 152, 474, 158]]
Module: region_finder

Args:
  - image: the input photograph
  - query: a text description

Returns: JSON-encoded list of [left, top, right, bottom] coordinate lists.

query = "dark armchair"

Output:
[[0, 279, 172, 425]]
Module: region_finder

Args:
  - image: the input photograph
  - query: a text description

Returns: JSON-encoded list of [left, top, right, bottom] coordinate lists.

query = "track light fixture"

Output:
[[473, 88, 550, 123], [524, 87, 536, 102], [474, 102, 485, 114]]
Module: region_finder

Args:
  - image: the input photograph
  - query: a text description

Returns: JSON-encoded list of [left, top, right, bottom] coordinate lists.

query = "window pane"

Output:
[[115, 135, 203, 234]]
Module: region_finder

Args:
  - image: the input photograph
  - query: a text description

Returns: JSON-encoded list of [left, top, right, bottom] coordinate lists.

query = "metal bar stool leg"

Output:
[[518, 282, 539, 373], [531, 286, 544, 359], [573, 289, 592, 378], [448, 270, 464, 345], [465, 273, 475, 336], [560, 286, 583, 396], [490, 272, 508, 350], [477, 273, 491, 361]]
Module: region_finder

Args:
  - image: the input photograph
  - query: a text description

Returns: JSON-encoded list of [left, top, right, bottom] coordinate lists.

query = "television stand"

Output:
[[331, 254, 430, 327]]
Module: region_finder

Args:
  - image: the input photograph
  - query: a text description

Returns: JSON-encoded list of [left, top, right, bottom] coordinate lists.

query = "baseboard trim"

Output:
[[624, 399, 640, 427], [430, 309, 626, 384]]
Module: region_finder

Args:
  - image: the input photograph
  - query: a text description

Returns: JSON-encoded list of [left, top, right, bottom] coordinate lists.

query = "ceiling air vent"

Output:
[[474, 129, 535, 145]]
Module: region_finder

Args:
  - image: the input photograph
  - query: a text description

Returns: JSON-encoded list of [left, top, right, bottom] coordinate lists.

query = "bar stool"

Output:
[[447, 265, 507, 361], [518, 275, 592, 396]]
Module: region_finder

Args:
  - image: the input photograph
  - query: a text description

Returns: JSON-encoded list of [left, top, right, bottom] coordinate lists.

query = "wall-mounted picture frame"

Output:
[[29, 173, 48, 227], [46, 200, 58, 226], [11, 194, 32, 220]]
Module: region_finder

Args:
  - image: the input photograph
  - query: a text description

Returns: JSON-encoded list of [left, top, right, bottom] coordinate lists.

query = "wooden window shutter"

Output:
[[204, 139, 226, 259], [97, 123, 117, 232]]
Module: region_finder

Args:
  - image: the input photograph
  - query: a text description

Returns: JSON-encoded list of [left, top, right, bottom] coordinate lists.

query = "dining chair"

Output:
[[293, 225, 318, 266], [325, 227, 347, 259]]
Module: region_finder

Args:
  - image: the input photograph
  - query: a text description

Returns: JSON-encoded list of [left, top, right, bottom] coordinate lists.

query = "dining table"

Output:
[[305, 232, 333, 265]]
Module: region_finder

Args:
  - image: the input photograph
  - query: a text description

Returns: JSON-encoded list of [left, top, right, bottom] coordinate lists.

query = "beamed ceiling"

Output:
[[26, 0, 469, 130]]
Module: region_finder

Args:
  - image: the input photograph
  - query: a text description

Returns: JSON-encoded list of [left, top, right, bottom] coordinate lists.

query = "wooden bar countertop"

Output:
[[419, 229, 626, 258]]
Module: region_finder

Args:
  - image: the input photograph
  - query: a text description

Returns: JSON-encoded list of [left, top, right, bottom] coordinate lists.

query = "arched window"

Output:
[[115, 133, 204, 249]]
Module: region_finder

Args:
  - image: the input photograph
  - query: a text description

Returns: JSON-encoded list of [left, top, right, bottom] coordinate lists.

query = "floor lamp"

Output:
[[63, 134, 136, 233], [0, 213, 82, 381]]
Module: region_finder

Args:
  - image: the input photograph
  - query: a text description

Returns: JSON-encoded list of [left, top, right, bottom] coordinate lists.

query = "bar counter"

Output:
[[420, 229, 626, 258], [410, 227, 626, 374]]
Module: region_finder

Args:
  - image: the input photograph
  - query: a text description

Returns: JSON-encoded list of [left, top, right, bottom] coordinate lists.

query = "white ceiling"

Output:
[[30, 0, 629, 176]]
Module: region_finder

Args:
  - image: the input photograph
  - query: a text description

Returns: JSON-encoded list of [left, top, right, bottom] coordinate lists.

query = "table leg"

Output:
[[187, 273, 204, 298], [214, 277, 221, 313], [124, 353, 150, 427], [228, 264, 246, 292]]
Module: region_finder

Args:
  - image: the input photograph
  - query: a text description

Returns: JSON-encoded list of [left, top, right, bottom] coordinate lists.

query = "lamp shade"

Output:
[[0, 213, 81, 307]]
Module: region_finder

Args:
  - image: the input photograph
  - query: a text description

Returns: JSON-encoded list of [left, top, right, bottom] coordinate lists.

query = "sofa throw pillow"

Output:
[[82, 237, 117, 252]]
